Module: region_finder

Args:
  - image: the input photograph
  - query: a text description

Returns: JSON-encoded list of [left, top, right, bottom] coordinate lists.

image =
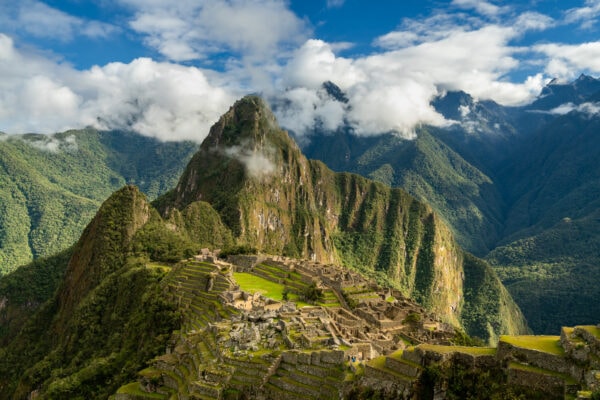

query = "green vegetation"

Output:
[[418, 344, 496, 356], [304, 82, 600, 335], [301, 282, 324, 304], [0, 129, 196, 275], [0, 249, 71, 344], [303, 128, 503, 256], [0, 186, 183, 399], [461, 253, 530, 343], [500, 335, 564, 355], [488, 210, 600, 334], [581, 326, 600, 339], [232, 272, 308, 306], [0, 95, 535, 398]]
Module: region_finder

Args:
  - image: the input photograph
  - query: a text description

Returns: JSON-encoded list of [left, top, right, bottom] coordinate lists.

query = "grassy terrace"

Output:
[[146, 262, 173, 272], [233, 272, 309, 307], [417, 344, 496, 356], [367, 356, 414, 382], [580, 325, 600, 339], [500, 335, 565, 355], [508, 362, 578, 384]]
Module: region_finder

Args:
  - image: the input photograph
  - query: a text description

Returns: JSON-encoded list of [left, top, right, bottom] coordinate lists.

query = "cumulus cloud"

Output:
[[274, 86, 347, 136], [0, 1, 586, 143], [0, 34, 236, 141], [122, 0, 309, 63], [0, 0, 117, 41], [79, 58, 236, 141], [274, 16, 549, 137], [535, 42, 600, 80]]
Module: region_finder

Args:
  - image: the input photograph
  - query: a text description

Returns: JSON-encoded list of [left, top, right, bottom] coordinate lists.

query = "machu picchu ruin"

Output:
[[114, 251, 600, 399]]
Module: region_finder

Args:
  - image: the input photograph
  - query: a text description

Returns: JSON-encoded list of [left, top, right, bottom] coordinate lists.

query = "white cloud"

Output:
[[25, 134, 79, 153], [0, 1, 581, 142], [565, 0, 600, 29], [0, 34, 236, 141], [514, 12, 555, 33], [451, 0, 509, 17], [123, 0, 309, 62], [373, 13, 481, 50], [550, 102, 600, 116], [274, 86, 347, 135], [275, 16, 550, 137], [0, 0, 117, 42], [535, 42, 600, 79], [224, 144, 276, 179], [282, 40, 362, 89]]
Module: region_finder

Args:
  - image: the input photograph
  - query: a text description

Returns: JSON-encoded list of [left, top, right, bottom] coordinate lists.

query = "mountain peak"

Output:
[[201, 95, 279, 149], [529, 74, 600, 110], [322, 81, 349, 103], [576, 73, 595, 82], [432, 90, 475, 120], [164, 95, 305, 225]]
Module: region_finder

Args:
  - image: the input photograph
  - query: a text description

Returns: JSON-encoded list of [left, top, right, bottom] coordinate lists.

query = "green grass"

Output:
[[367, 356, 414, 382], [232, 272, 309, 307], [500, 335, 564, 355], [580, 325, 600, 339], [418, 344, 496, 356], [508, 361, 577, 384]]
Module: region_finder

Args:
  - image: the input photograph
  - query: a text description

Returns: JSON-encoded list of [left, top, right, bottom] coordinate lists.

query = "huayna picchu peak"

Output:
[[0, 95, 597, 400]]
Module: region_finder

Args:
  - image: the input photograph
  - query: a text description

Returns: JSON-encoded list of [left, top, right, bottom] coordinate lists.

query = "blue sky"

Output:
[[0, 0, 599, 140]]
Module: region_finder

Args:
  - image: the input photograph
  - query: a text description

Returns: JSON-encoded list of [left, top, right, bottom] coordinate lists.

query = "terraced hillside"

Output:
[[374, 325, 600, 399], [115, 252, 600, 400], [116, 253, 461, 400]]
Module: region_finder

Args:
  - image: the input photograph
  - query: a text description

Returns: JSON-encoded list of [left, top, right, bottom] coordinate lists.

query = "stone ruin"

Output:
[[215, 254, 456, 362]]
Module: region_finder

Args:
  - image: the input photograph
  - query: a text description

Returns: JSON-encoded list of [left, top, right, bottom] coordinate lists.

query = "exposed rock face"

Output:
[[157, 96, 528, 340]]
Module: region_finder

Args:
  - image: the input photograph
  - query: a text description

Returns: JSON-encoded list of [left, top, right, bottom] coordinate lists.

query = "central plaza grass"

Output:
[[232, 272, 309, 307]]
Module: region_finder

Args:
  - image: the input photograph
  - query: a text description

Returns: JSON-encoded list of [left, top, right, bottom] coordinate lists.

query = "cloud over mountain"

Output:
[[1, 1, 600, 140]]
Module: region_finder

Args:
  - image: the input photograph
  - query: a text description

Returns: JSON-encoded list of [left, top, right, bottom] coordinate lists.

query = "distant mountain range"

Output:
[[294, 75, 600, 333]]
